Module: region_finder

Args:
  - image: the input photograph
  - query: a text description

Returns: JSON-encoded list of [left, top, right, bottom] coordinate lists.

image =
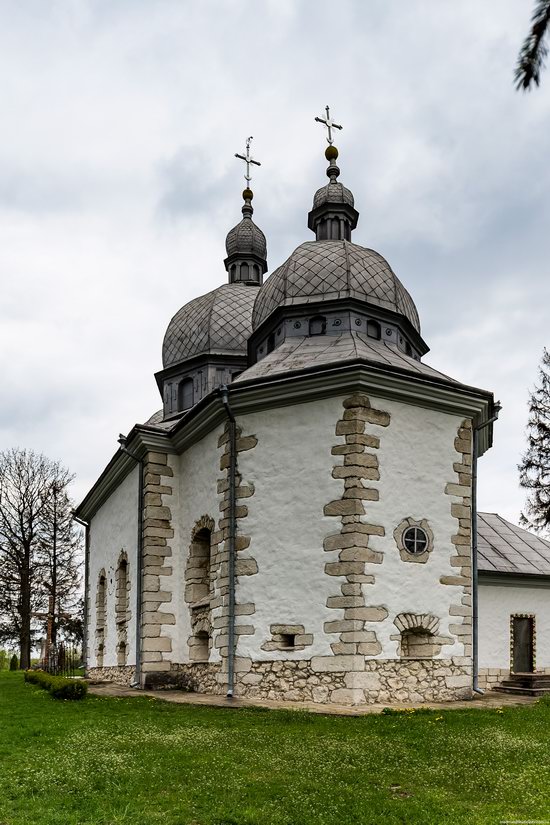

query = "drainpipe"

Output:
[[118, 435, 144, 690], [471, 403, 501, 694], [72, 514, 89, 672], [220, 386, 237, 699]]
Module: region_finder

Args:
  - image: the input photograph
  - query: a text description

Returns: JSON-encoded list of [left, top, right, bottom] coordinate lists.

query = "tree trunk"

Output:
[[19, 568, 31, 669]]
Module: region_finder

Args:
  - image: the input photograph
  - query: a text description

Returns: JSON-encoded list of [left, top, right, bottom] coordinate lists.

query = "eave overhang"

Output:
[[478, 571, 550, 588]]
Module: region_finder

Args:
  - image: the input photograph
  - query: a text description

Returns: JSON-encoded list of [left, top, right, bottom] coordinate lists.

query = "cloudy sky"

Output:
[[0, 0, 548, 524]]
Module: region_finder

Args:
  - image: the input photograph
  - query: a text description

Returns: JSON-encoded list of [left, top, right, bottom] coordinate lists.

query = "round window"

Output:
[[403, 526, 428, 555]]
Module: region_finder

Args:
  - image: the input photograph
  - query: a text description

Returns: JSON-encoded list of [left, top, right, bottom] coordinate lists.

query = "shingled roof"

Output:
[[478, 512, 550, 577]]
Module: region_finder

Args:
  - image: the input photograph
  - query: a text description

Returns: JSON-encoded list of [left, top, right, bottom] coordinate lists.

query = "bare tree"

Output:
[[519, 348, 550, 533], [515, 0, 550, 90], [0, 449, 82, 668]]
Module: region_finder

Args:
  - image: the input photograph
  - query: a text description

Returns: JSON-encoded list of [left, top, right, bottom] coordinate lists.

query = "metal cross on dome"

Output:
[[315, 105, 343, 145], [235, 136, 261, 187]]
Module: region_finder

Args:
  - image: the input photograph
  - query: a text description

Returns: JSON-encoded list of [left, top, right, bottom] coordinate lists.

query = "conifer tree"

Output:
[[519, 348, 550, 533], [516, 0, 550, 90]]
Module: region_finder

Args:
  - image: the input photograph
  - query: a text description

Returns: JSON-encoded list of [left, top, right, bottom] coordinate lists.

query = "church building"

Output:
[[76, 115, 550, 705]]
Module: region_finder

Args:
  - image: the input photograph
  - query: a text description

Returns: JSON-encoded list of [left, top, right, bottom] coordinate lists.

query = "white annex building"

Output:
[[76, 122, 550, 705]]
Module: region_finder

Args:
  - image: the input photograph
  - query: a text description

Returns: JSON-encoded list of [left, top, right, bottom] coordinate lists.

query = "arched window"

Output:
[[117, 641, 127, 666], [230, 264, 236, 281], [96, 570, 107, 667], [309, 315, 327, 336], [115, 555, 129, 666], [366, 320, 381, 340], [253, 264, 260, 281], [186, 527, 212, 603], [178, 378, 194, 411], [185, 518, 215, 664], [240, 262, 249, 281], [331, 218, 340, 239]]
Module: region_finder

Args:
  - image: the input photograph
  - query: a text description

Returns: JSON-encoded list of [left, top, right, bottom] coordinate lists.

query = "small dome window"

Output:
[[266, 333, 275, 354], [309, 315, 327, 336], [240, 262, 249, 281], [405, 342, 413, 357], [367, 320, 381, 340]]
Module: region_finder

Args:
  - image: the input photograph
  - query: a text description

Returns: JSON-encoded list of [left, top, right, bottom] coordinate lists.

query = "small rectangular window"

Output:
[[280, 633, 296, 649]]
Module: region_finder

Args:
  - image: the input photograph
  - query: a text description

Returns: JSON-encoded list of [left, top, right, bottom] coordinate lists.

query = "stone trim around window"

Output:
[[261, 624, 314, 652], [390, 612, 454, 658], [393, 518, 434, 564]]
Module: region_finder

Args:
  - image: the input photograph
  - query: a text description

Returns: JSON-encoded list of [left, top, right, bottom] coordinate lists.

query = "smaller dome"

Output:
[[313, 179, 354, 209], [226, 216, 267, 259], [163, 283, 259, 368]]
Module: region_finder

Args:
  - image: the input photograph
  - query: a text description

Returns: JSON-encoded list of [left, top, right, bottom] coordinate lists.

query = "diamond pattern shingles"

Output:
[[162, 283, 259, 368], [313, 180, 354, 209], [226, 217, 267, 258], [252, 240, 420, 332]]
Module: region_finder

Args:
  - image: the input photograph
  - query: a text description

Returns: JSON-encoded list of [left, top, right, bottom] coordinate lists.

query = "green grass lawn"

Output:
[[1, 671, 549, 825]]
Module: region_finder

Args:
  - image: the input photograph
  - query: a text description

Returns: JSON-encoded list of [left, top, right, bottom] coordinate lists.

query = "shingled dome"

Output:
[[163, 283, 259, 368], [312, 179, 354, 209], [252, 240, 421, 332], [226, 215, 267, 259]]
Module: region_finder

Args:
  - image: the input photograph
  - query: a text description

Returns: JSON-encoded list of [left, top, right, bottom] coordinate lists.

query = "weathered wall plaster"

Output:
[[87, 466, 139, 667]]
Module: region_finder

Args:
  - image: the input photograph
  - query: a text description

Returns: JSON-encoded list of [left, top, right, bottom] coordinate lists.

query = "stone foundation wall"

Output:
[[164, 658, 472, 705], [87, 665, 136, 685], [170, 661, 222, 693]]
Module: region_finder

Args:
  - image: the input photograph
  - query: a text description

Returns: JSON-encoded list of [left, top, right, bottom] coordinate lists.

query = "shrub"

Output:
[[24, 669, 88, 700], [9, 654, 18, 671]]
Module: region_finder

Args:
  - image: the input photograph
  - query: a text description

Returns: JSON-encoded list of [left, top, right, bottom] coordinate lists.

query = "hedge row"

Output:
[[24, 669, 88, 700]]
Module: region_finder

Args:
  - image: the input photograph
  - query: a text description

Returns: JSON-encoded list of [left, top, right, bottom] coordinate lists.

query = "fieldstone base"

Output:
[[87, 665, 136, 686], [170, 661, 222, 693], [232, 658, 472, 705], [88, 659, 473, 704]]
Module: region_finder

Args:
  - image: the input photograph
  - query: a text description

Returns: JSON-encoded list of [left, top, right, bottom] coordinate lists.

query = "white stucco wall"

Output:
[[237, 397, 346, 660], [479, 581, 550, 669], [364, 397, 465, 658], [87, 465, 139, 667], [234, 393, 466, 661]]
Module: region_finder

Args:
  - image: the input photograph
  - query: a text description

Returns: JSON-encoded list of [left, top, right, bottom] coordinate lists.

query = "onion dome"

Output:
[[224, 189, 267, 285], [252, 239, 420, 332], [162, 282, 258, 368]]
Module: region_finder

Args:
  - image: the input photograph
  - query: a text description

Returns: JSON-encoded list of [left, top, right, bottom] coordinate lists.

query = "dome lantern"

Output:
[[308, 107, 359, 241], [224, 137, 267, 285]]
